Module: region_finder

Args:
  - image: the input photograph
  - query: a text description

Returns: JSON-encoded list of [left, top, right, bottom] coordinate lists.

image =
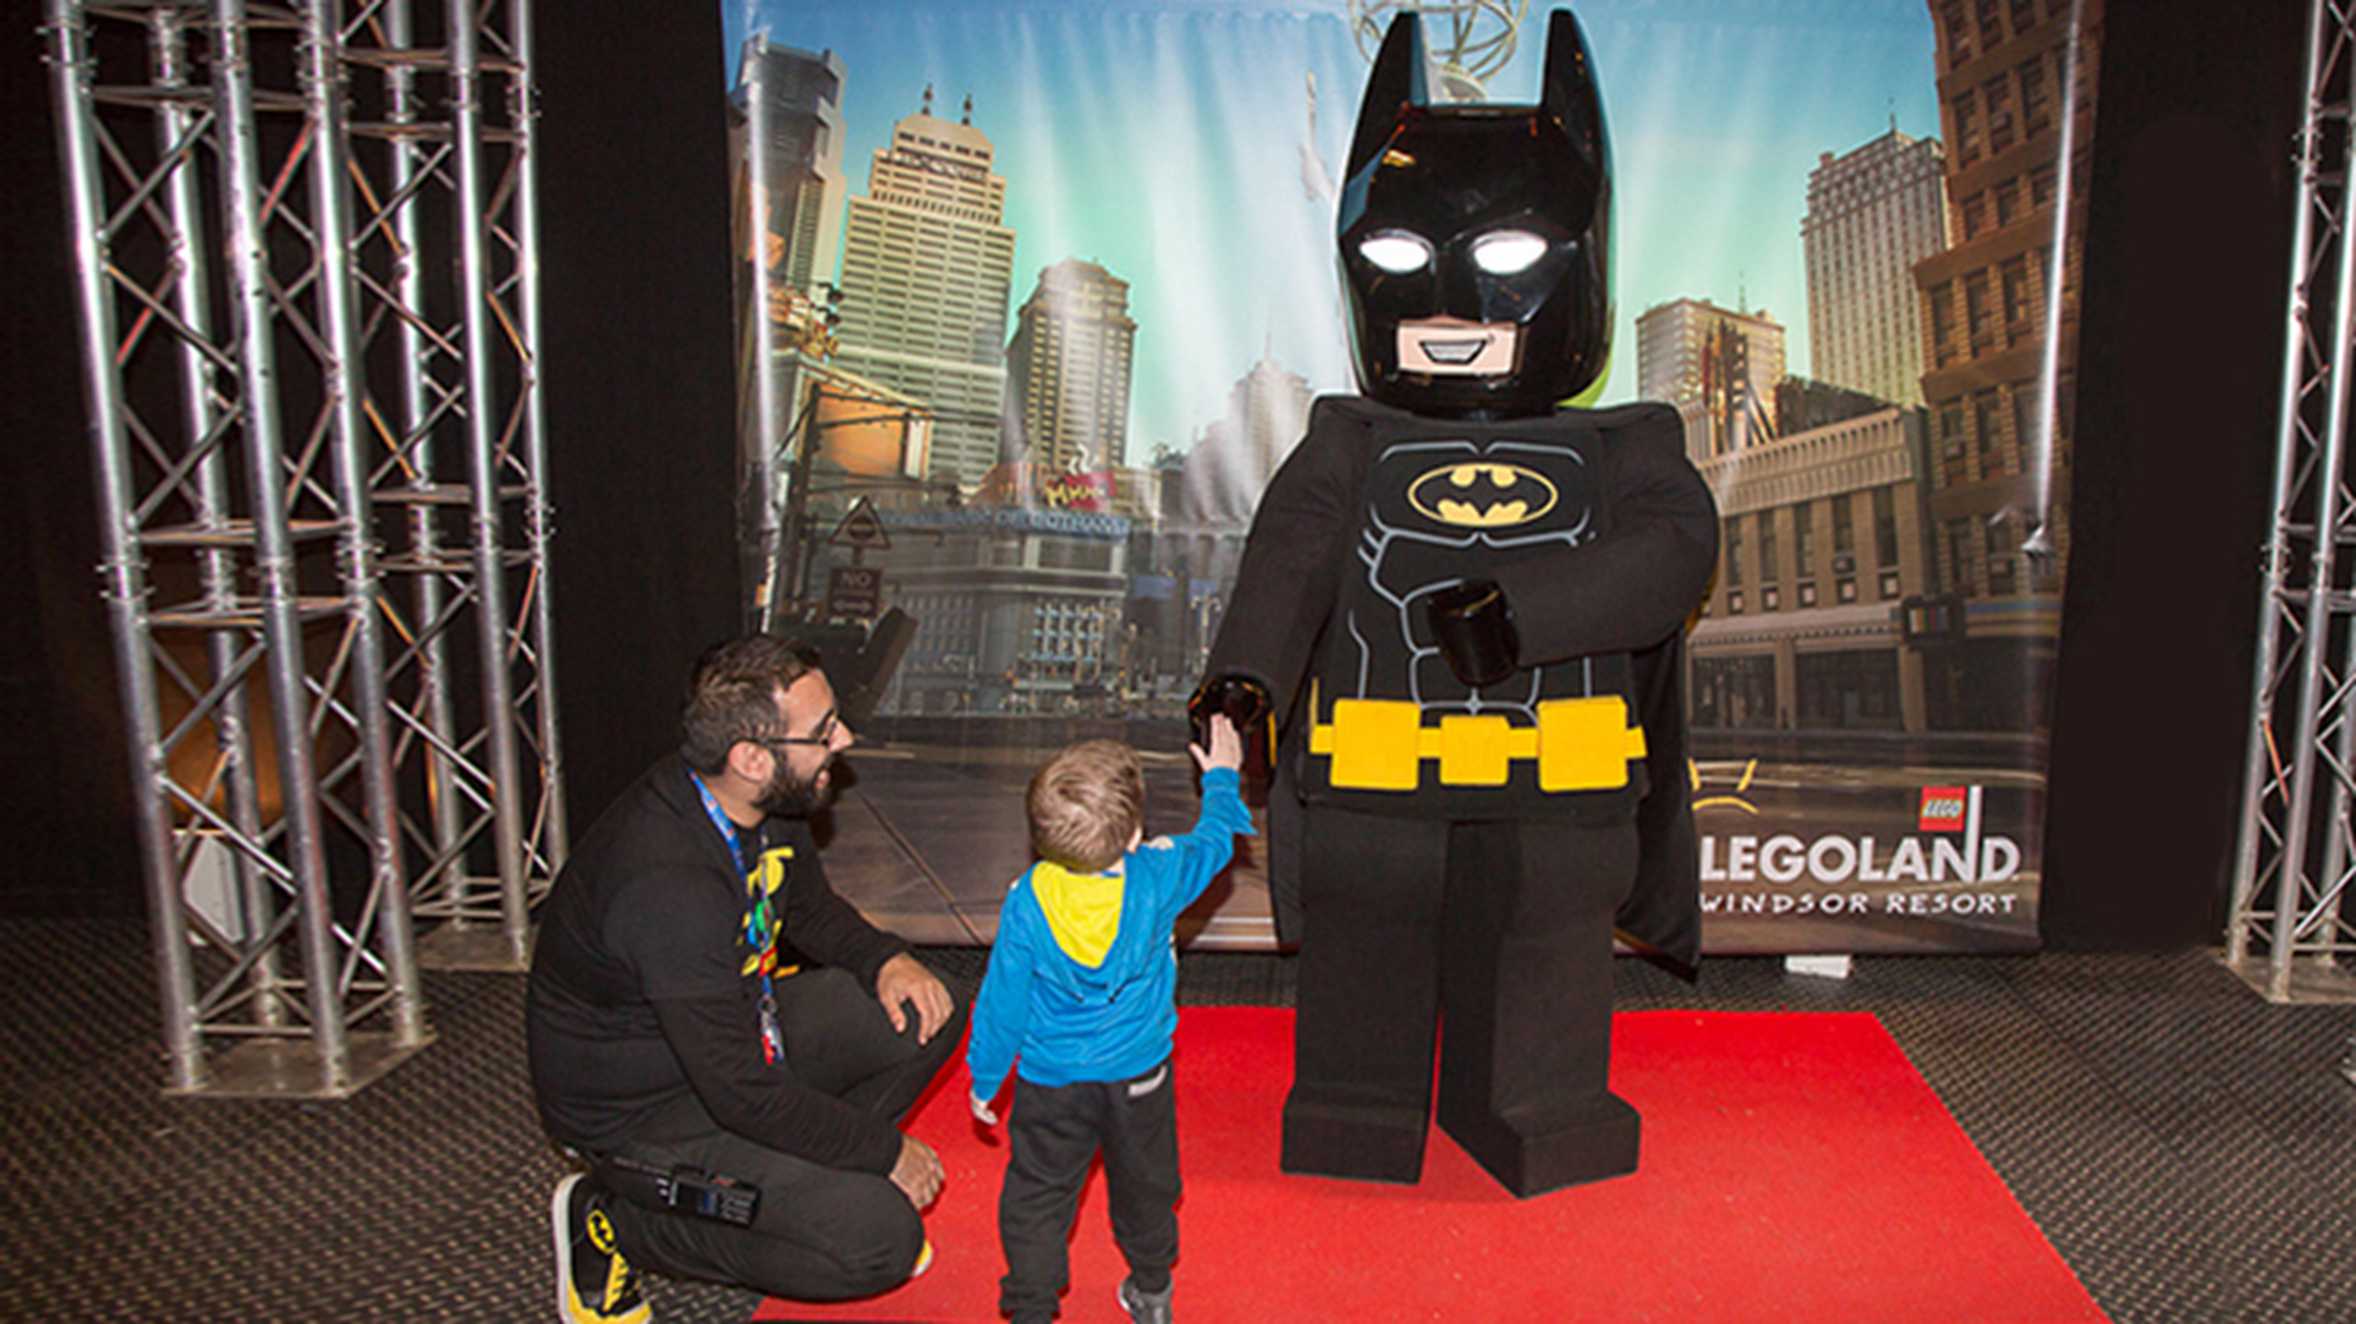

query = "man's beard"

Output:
[[754, 753, 834, 816]]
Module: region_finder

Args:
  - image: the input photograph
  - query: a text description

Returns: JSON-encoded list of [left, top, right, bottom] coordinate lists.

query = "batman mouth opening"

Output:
[[1396, 318, 1519, 376], [1421, 337, 1490, 364]]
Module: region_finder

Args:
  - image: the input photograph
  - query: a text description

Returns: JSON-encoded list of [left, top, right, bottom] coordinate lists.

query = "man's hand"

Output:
[[1190, 713, 1243, 774], [875, 952, 954, 1044], [888, 1132, 944, 1209], [969, 1089, 999, 1127]]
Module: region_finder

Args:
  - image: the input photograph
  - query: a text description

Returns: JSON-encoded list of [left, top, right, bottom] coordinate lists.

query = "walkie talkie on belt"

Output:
[[658, 1165, 760, 1226], [600, 1154, 761, 1227]]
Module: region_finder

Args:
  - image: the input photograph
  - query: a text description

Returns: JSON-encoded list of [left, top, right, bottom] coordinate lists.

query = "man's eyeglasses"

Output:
[[759, 709, 840, 751]]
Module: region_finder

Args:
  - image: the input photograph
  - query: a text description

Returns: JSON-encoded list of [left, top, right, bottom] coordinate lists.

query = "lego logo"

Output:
[[1918, 786, 1967, 832]]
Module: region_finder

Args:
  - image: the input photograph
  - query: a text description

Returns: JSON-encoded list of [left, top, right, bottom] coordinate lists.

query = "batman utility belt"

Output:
[[1308, 694, 1646, 792]]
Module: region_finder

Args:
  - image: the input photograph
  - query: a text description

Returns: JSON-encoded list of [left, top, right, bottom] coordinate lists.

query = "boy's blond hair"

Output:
[[1026, 739, 1145, 874]]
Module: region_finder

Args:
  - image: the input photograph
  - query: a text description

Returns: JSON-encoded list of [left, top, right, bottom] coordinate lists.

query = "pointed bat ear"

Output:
[[1539, 8, 1608, 169], [1345, 12, 1428, 181]]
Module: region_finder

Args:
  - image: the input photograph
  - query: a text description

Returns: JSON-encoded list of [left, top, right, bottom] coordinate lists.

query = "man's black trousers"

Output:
[[997, 1060, 1180, 1322], [591, 966, 965, 1302], [1280, 808, 1641, 1197]]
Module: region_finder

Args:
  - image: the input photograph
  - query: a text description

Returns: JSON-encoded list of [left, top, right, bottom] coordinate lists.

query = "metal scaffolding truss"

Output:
[[2228, 0, 2356, 1005], [44, 0, 562, 1095], [335, 0, 567, 970], [46, 0, 424, 1096]]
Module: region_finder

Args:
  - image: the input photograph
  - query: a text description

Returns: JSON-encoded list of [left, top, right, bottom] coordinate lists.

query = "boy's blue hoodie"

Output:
[[967, 766, 1254, 1094]]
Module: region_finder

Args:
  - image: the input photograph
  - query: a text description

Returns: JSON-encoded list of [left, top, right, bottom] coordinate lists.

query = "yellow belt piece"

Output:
[[1309, 695, 1647, 792]]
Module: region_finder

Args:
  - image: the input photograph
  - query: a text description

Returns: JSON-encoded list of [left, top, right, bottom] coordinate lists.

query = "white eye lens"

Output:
[[1359, 232, 1432, 274], [1472, 230, 1549, 275]]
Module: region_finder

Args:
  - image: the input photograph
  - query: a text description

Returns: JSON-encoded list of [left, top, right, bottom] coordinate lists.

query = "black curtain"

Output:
[[2041, 0, 2306, 948], [536, 1, 742, 826], [2, 23, 139, 915]]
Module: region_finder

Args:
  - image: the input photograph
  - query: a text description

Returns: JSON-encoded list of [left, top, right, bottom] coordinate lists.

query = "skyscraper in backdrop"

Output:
[[1635, 298, 1787, 464], [729, 37, 852, 612], [1005, 258, 1138, 473], [1179, 354, 1313, 526], [730, 38, 847, 305], [1803, 127, 1950, 406], [1908, 0, 2103, 732], [834, 90, 1017, 490]]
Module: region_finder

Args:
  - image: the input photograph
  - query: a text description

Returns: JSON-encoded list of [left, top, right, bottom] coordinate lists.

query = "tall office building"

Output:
[[729, 40, 852, 618], [1803, 128, 1950, 406], [731, 38, 847, 305], [1635, 298, 1788, 464], [1909, 0, 2103, 730], [1180, 354, 1315, 525], [835, 91, 1018, 490], [1005, 258, 1138, 473]]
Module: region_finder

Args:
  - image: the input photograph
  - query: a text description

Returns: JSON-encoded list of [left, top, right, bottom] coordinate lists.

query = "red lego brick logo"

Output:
[[1919, 786, 1968, 833]]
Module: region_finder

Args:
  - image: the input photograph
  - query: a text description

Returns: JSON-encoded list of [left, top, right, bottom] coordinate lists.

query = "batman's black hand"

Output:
[[1426, 579, 1520, 687], [1186, 674, 1273, 802], [1187, 673, 1270, 751]]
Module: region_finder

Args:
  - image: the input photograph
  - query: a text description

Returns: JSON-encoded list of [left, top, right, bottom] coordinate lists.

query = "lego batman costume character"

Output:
[[1194, 9, 1717, 1198]]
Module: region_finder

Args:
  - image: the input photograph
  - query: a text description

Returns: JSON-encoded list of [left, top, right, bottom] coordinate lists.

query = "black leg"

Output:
[[1281, 808, 1447, 1183], [1435, 819, 1641, 1197]]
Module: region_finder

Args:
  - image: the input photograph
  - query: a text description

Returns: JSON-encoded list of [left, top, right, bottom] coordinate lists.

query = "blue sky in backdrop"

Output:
[[720, 0, 1940, 462]]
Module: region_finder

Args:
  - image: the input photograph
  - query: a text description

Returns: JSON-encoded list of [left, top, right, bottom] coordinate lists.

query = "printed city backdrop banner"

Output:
[[717, 0, 2097, 955]]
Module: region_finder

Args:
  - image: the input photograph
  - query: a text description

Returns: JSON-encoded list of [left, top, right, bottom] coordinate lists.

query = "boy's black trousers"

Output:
[[998, 1060, 1180, 1322]]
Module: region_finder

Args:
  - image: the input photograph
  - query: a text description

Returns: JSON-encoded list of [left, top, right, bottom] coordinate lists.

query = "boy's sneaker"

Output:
[[1117, 1277, 1173, 1324], [551, 1173, 652, 1323]]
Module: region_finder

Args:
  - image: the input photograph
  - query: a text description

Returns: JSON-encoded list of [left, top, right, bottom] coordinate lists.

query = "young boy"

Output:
[[965, 716, 1251, 1324]]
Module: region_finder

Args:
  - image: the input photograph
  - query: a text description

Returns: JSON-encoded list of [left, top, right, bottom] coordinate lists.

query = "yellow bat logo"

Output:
[[1407, 462, 1558, 529]]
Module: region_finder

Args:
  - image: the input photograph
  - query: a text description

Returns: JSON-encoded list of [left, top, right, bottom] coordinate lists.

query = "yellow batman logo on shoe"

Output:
[[1408, 462, 1558, 529]]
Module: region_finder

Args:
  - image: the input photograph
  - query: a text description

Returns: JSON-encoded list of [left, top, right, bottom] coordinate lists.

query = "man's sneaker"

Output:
[[551, 1173, 652, 1323], [910, 1237, 934, 1279], [1117, 1276, 1173, 1324]]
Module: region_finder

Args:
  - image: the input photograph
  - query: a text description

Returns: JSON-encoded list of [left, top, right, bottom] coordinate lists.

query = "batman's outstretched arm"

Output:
[[1487, 406, 1718, 665], [1199, 399, 1360, 719]]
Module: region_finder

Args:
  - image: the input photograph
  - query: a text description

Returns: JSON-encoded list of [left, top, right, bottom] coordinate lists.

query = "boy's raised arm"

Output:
[[1154, 717, 1255, 910]]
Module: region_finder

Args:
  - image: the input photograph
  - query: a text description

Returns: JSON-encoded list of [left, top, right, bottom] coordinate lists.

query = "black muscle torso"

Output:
[[1302, 412, 1646, 821]]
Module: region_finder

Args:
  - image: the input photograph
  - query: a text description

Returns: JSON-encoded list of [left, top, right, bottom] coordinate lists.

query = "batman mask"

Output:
[[1337, 9, 1614, 418]]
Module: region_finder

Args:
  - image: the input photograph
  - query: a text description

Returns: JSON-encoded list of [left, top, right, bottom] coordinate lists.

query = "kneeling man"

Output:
[[527, 636, 963, 1321]]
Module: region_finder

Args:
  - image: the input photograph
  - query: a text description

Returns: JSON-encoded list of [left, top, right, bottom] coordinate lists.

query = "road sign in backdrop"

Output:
[[825, 564, 883, 619]]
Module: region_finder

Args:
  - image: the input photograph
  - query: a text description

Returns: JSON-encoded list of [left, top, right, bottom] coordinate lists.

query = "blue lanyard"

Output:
[[690, 771, 786, 1064], [690, 772, 748, 871]]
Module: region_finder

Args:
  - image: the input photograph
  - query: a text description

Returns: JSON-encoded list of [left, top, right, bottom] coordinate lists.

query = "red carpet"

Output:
[[756, 1008, 2105, 1323]]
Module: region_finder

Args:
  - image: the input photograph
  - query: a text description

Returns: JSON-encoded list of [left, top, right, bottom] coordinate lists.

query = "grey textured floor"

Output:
[[4, 919, 2351, 1322]]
